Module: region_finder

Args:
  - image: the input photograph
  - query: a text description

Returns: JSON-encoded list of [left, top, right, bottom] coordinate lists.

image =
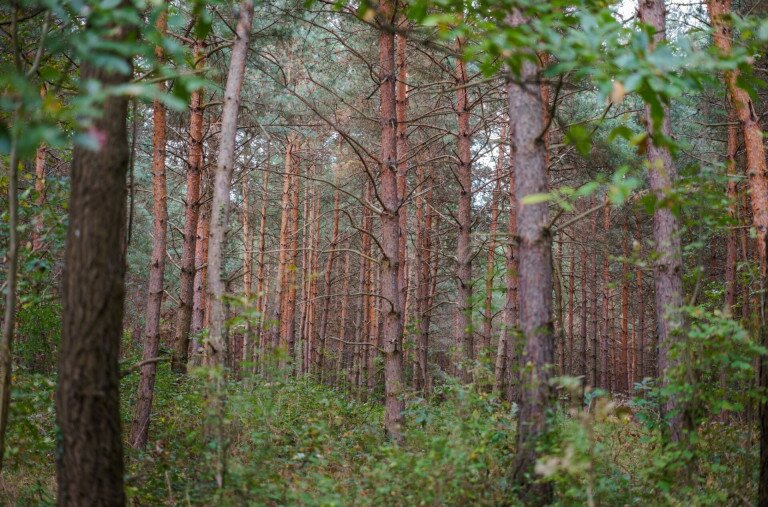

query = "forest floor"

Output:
[[1, 360, 758, 506]]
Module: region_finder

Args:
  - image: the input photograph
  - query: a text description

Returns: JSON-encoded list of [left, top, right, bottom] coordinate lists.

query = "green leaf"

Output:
[[520, 193, 551, 205]]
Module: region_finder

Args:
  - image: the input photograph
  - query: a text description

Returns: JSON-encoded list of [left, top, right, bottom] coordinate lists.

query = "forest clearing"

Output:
[[1, 0, 768, 505]]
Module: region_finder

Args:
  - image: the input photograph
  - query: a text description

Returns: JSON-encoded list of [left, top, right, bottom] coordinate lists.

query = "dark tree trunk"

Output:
[[508, 11, 554, 502], [56, 23, 133, 505]]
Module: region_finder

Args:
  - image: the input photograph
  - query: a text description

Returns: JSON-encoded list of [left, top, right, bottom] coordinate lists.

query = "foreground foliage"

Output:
[[1, 361, 758, 505]]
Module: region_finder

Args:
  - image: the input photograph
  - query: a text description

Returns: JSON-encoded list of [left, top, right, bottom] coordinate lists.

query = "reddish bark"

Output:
[[725, 110, 738, 314], [377, 0, 405, 442], [621, 227, 629, 393], [131, 11, 168, 449], [172, 36, 206, 373]]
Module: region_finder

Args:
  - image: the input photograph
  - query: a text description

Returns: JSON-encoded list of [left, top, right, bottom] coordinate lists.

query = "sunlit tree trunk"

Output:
[[32, 112, 46, 253], [131, 11, 168, 450], [206, 1, 253, 366], [172, 36, 206, 373]]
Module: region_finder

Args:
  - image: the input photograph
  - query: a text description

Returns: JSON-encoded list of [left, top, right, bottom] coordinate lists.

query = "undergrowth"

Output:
[[0, 365, 758, 506]]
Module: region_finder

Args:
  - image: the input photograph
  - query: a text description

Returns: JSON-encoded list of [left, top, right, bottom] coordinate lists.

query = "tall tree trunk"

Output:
[[270, 137, 297, 356], [283, 152, 301, 369], [396, 24, 409, 317], [580, 240, 588, 381], [242, 154, 254, 367], [131, 11, 168, 449], [455, 49, 474, 379], [621, 228, 629, 392], [377, 0, 405, 442], [497, 133, 517, 396], [568, 246, 575, 376], [601, 202, 611, 388], [708, 0, 768, 498], [590, 203, 599, 388], [414, 161, 433, 391], [636, 239, 645, 383], [0, 118, 19, 473], [32, 124, 46, 252], [318, 189, 341, 375], [725, 110, 738, 315], [172, 36, 206, 373], [255, 153, 270, 364], [191, 198, 210, 361], [639, 0, 687, 442], [56, 24, 133, 504], [206, 1, 253, 366], [508, 13, 554, 501], [485, 127, 507, 354]]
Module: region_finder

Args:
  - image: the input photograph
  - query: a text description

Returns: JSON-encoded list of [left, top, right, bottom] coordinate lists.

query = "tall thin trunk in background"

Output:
[[255, 150, 270, 363], [414, 161, 433, 391], [590, 203, 599, 388], [601, 202, 611, 388], [0, 118, 19, 474], [56, 19, 133, 503], [497, 131, 519, 397], [318, 189, 341, 374], [131, 11, 168, 450], [508, 11, 554, 501], [206, 1, 253, 366], [621, 228, 629, 392], [32, 106, 46, 252], [725, 110, 738, 314], [270, 138, 297, 356], [639, 0, 687, 442], [636, 238, 645, 382], [377, 0, 405, 442], [242, 155, 254, 366], [283, 153, 301, 368], [484, 127, 506, 353], [191, 198, 210, 359], [455, 44, 474, 378], [396, 23, 409, 317], [568, 247, 575, 375], [580, 239, 588, 379], [172, 35, 206, 373]]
